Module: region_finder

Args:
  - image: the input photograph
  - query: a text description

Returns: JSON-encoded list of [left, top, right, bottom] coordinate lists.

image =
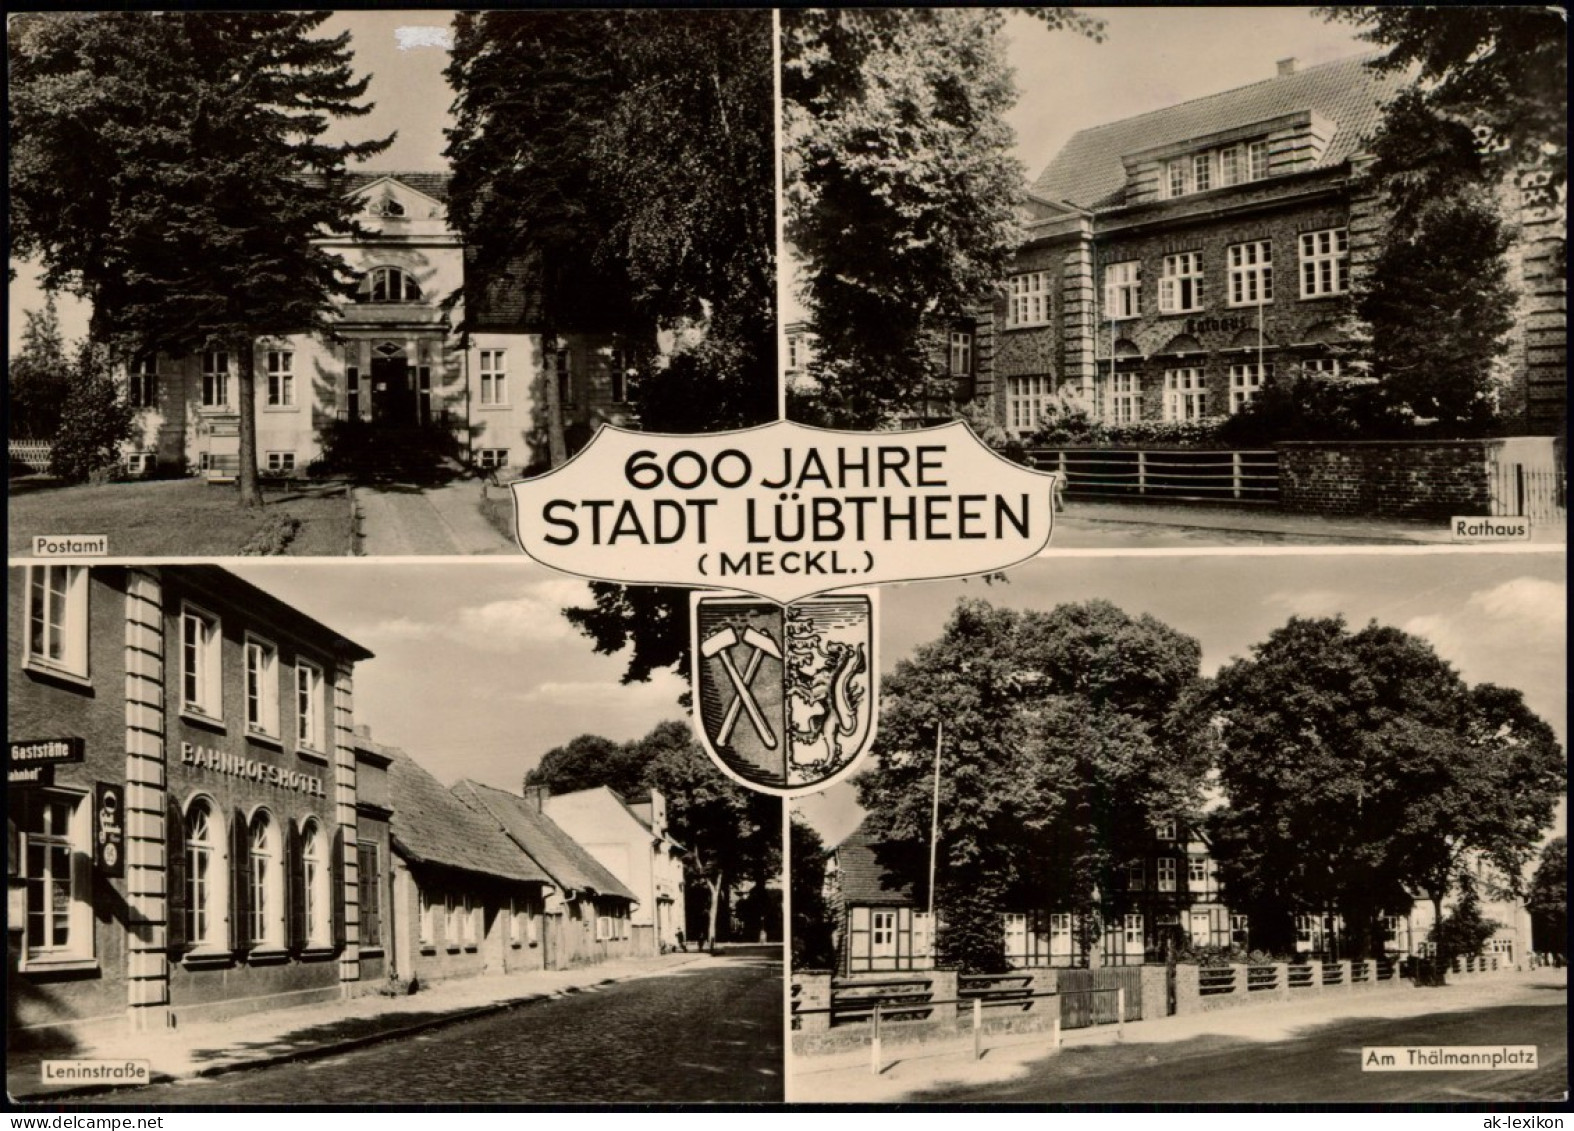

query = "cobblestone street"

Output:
[[88, 948, 782, 1105]]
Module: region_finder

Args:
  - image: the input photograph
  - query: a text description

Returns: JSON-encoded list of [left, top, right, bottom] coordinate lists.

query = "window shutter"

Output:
[[166, 797, 188, 953], [231, 810, 251, 952], [286, 819, 305, 951], [331, 827, 347, 950]]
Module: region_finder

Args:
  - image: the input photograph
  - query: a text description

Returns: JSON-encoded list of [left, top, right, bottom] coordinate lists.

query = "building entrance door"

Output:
[[370, 356, 414, 425]]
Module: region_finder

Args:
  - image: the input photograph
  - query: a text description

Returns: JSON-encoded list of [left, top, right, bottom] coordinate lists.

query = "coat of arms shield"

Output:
[[692, 590, 877, 795]]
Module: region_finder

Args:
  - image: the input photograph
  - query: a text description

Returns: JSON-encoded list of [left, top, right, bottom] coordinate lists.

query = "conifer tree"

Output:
[[10, 12, 390, 505]]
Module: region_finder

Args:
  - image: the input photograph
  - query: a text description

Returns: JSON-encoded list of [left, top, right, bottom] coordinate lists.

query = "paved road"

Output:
[[357, 479, 517, 556], [912, 985, 1566, 1103], [100, 948, 782, 1105]]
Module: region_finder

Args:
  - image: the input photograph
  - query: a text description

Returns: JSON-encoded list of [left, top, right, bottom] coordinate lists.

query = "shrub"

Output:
[[48, 343, 135, 483]]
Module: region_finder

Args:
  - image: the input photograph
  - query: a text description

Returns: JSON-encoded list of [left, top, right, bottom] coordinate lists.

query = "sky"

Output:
[[10, 7, 1371, 347], [793, 548, 1568, 849], [226, 560, 690, 793]]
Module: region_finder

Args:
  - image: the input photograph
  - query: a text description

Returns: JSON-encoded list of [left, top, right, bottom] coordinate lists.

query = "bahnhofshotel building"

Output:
[[8, 564, 682, 1047]]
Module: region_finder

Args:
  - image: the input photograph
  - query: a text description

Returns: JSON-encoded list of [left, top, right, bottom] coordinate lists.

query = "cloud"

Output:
[[1468, 576, 1565, 633], [358, 580, 594, 652], [394, 25, 453, 51], [456, 580, 595, 651], [514, 678, 683, 710]]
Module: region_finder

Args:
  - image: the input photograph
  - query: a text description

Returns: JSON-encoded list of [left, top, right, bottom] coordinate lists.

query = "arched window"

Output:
[[358, 266, 422, 304], [300, 820, 331, 946], [249, 810, 283, 948], [185, 799, 226, 949]]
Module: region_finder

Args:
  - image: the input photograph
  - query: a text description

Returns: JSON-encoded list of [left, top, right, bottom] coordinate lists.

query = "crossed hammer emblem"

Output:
[[701, 625, 783, 750]]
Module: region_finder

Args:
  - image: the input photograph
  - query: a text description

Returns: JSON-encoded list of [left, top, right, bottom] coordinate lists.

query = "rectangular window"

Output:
[[420, 893, 434, 947], [20, 792, 92, 965], [1231, 914, 1250, 946], [1007, 271, 1051, 327], [296, 660, 324, 751], [1006, 375, 1051, 433], [948, 332, 973, 377], [1167, 159, 1188, 199], [444, 894, 459, 946], [479, 348, 508, 406], [202, 351, 231, 408], [1049, 913, 1073, 960], [346, 366, 361, 421], [1156, 857, 1177, 893], [462, 895, 477, 946], [551, 348, 573, 409], [1227, 241, 1273, 306], [1304, 357, 1342, 379], [1103, 261, 1141, 319], [181, 603, 222, 718], [24, 566, 88, 679], [1106, 372, 1141, 425], [508, 897, 522, 945], [1124, 913, 1144, 948], [244, 637, 279, 737], [1159, 252, 1205, 313], [1126, 861, 1144, 891], [1188, 855, 1208, 886], [477, 448, 510, 471], [358, 843, 381, 948], [1229, 362, 1272, 413], [1247, 140, 1270, 181], [608, 348, 634, 403], [1219, 145, 1243, 187], [871, 910, 896, 957], [1298, 228, 1349, 298], [265, 452, 296, 474], [1155, 818, 1176, 841], [1192, 152, 1212, 192], [1189, 911, 1212, 948], [1163, 368, 1208, 422], [128, 357, 158, 408], [266, 350, 294, 407]]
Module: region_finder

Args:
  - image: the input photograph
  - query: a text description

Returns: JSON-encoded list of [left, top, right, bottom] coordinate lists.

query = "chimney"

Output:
[[1277, 58, 1297, 78], [523, 785, 550, 812]]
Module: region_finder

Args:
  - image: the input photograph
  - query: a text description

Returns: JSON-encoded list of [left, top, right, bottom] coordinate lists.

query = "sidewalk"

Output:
[[9, 951, 705, 1102], [1063, 500, 1567, 545], [789, 968, 1567, 1103]]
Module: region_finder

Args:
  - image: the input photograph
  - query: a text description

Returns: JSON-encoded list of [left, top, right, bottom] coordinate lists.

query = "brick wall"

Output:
[[1278, 440, 1499, 520]]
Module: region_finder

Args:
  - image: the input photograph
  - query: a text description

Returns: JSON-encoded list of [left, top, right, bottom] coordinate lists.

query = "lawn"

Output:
[[8, 476, 356, 557]]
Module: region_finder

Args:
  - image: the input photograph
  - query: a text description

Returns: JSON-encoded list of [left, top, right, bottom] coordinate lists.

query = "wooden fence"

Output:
[[1026, 447, 1279, 504]]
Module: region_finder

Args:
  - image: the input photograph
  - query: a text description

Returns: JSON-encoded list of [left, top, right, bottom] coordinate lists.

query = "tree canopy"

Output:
[[1205, 616, 1564, 959], [790, 815, 836, 970], [1357, 89, 1517, 430], [9, 11, 389, 504], [446, 10, 777, 439], [854, 598, 1207, 972], [1323, 6, 1567, 209], [1526, 836, 1567, 955], [526, 719, 780, 946], [8, 297, 71, 442]]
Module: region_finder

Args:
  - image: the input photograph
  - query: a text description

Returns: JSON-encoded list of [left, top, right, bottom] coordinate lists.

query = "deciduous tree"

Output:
[[1526, 837, 1567, 956], [855, 598, 1206, 972], [783, 9, 1103, 428], [1206, 617, 1563, 962], [9, 11, 389, 506], [48, 341, 134, 483]]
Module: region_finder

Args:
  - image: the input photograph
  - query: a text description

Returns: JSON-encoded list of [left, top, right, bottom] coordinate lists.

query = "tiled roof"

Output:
[[1032, 54, 1406, 209], [452, 781, 638, 904], [342, 171, 452, 203], [835, 823, 915, 908], [384, 745, 550, 884]]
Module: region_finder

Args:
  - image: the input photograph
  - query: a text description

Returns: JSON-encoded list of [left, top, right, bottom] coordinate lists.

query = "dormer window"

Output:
[[371, 195, 405, 218], [1166, 139, 1270, 199], [358, 266, 422, 304]]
